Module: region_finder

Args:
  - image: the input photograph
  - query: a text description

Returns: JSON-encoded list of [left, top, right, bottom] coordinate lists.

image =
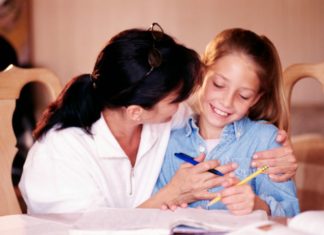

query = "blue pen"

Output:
[[174, 152, 224, 176]]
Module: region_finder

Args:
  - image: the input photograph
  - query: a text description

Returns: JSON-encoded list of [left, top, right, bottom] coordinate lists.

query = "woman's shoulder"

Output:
[[41, 126, 90, 142], [32, 126, 93, 156]]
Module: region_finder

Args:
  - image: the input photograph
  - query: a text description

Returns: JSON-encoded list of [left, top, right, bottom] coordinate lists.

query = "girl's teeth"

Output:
[[215, 109, 228, 116]]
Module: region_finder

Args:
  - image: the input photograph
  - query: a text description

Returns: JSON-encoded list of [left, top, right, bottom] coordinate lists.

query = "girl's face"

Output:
[[198, 53, 261, 138]]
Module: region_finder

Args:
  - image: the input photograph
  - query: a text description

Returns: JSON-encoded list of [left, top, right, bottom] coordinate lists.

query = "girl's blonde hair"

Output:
[[197, 28, 289, 130]]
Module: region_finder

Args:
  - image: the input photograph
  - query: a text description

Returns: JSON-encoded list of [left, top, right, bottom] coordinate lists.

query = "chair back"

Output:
[[0, 65, 61, 215], [283, 62, 324, 211]]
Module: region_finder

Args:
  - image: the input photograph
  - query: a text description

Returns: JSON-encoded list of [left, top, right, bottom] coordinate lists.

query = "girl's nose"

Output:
[[222, 92, 234, 108]]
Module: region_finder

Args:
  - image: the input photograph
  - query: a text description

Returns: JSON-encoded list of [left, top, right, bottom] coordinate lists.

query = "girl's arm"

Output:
[[253, 129, 299, 217], [139, 157, 237, 209], [256, 174, 300, 217], [251, 130, 297, 182]]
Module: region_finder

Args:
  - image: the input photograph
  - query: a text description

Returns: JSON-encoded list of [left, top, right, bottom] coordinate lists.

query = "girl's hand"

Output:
[[160, 202, 188, 211], [218, 177, 255, 215], [251, 130, 298, 182]]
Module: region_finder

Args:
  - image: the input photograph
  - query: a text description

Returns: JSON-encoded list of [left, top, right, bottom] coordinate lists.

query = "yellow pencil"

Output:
[[207, 165, 269, 207]]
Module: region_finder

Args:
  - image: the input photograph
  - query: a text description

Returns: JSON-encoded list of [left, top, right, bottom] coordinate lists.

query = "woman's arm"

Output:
[[19, 132, 107, 214], [251, 130, 297, 182]]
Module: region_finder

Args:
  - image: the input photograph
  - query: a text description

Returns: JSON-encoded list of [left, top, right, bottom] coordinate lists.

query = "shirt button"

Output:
[[236, 131, 241, 139], [198, 145, 205, 153]]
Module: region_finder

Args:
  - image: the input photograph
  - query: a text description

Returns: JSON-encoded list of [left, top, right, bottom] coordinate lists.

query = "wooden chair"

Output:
[[0, 65, 61, 215], [283, 61, 324, 211]]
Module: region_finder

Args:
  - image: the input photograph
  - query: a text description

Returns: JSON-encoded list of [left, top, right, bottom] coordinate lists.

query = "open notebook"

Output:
[[70, 208, 270, 234]]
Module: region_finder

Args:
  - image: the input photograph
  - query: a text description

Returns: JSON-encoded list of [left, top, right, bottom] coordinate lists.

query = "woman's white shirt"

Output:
[[19, 103, 192, 214]]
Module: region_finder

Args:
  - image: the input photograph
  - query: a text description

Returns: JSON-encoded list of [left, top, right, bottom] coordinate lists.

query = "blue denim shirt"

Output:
[[154, 115, 299, 217]]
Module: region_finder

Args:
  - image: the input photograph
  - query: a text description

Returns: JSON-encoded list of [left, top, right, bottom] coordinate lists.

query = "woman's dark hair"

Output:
[[34, 26, 203, 139], [0, 35, 18, 70]]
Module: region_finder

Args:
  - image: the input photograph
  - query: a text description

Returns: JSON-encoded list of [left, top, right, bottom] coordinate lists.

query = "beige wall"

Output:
[[31, 0, 324, 105]]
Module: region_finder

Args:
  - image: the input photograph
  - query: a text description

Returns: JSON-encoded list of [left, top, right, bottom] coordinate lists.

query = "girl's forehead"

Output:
[[204, 55, 261, 91], [207, 54, 258, 76], [214, 53, 256, 68]]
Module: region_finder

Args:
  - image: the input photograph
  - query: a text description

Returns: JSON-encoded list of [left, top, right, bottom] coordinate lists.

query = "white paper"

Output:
[[0, 214, 70, 235], [69, 228, 168, 235], [71, 208, 270, 234], [288, 211, 324, 235], [229, 210, 324, 235], [0, 208, 272, 235]]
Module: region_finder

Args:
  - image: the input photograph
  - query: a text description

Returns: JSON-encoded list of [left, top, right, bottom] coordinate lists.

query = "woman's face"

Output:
[[198, 53, 261, 138], [141, 91, 180, 123]]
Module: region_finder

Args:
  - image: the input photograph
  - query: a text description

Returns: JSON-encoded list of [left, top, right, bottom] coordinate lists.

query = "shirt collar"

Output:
[[184, 115, 248, 140], [92, 114, 124, 158], [91, 114, 163, 159]]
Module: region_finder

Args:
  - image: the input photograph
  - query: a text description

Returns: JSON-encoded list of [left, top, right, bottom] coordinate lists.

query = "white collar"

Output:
[[91, 114, 166, 160]]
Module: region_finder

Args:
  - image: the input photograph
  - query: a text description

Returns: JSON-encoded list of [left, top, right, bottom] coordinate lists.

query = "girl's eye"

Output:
[[240, 95, 250, 100], [213, 82, 224, 88]]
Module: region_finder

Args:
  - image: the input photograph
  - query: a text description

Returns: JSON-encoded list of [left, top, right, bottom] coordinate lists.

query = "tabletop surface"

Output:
[[0, 208, 290, 235]]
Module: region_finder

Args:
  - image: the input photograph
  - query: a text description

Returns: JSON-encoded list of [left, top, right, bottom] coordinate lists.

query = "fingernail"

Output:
[[251, 161, 256, 167], [253, 154, 258, 159]]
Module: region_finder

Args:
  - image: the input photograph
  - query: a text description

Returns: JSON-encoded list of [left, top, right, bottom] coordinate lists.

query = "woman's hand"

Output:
[[251, 130, 298, 182], [155, 154, 237, 210], [218, 177, 256, 215]]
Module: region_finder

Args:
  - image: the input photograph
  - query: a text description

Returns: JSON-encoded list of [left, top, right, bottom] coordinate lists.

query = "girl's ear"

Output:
[[125, 105, 143, 122]]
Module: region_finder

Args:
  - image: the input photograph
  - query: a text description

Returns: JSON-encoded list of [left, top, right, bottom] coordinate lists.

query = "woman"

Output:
[[19, 23, 297, 214]]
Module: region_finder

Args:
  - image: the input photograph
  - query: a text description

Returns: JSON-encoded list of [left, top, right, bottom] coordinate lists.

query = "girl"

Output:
[[154, 28, 299, 217]]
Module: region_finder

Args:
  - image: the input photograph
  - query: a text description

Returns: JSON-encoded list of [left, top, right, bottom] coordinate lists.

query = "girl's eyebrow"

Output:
[[214, 73, 227, 81]]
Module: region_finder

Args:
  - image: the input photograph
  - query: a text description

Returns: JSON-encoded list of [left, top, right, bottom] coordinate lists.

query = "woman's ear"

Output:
[[126, 105, 143, 122]]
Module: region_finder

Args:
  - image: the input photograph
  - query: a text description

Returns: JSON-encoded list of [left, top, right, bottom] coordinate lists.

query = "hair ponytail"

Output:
[[33, 74, 101, 140]]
